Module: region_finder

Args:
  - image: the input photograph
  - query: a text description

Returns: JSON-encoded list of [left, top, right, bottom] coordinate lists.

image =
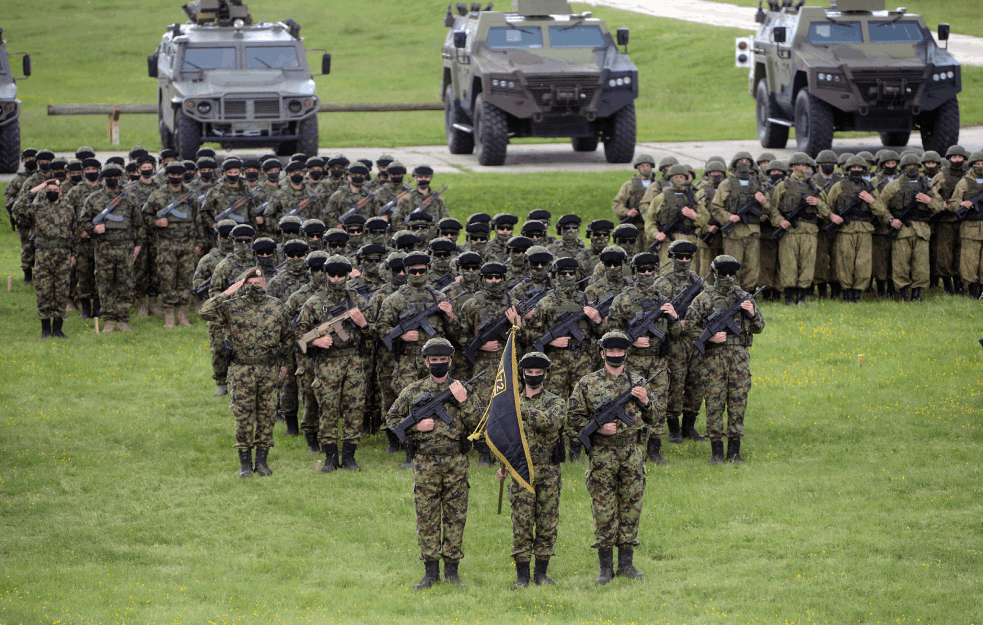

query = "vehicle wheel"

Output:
[[445, 86, 474, 155], [603, 102, 636, 164], [474, 94, 508, 166], [794, 89, 834, 158], [275, 141, 296, 157], [296, 115, 319, 158], [176, 110, 201, 162], [920, 97, 960, 155], [159, 117, 175, 151], [571, 135, 599, 152], [879, 131, 910, 147], [0, 119, 20, 174], [756, 80, 789, 149]]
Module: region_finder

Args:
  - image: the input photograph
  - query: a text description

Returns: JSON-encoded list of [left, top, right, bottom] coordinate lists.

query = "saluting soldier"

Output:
[[11, 148, 55, 284], [23, 178, 75, 338], [209, 224, 258, 299]]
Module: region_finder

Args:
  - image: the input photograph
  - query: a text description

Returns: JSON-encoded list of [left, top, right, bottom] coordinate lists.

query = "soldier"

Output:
[[526, 209, 558, 247], [322, 154, 350, 195], [324, 162, 374, 227], [305, 156, 327, 188], [932, 146, 968, 295], [810, 150, 842, 299], [11, 148, 55, 284], [376, 161, 412, 222], [338, 214, 365, 257], [349, 243, 389, 435], [295, 255, 371, 472], [694, 159, 727, 277], [486, 213, 518, 262], [462, 221, 490, 258], [406, 211, 437, 243], [643, 164, 708, 266], [441, 251, 484, 385], [520, 220, 549, 248], [64, 157, 103, 319], [363, 154, 394, 193], [268, 161, 319, 226], [22, 178, 75, 338], [392, 230, 423, 254], [275, 215, 304, 250], [872, 153, 944, 301], [575, 219, 613, 281], [427, 238, 458, 288], [684, 255, 766, 464], [612, 154, 656, 253], [437, 217, 465, 252], [248, 158, 280, 238], [129, 154, 164, 317], [200, 267, 293, 478], [286, 252, 330, 452], [590, 223, 642, 285], [125, 161, 140, 184], [394, 165, 449, 225], [495, 351, 566, 588], [511, 246, 554, 302], [870, 150, 901, 298], [200, 157, 260, 238], [210, 224, 258, 299], [4, 148, 36, 234], [755, 152, 776, 180], [80, 164, 146, 333], [567, 331, 656, 584], [152, 148, 180, 186], [607, 253, 679, 464], [503, 235, 533, 287], [950, 151, 983, 298], [194, 220, 237, 396], [252, 237, 279, 280], [370, 251, 410, 456], [386, 337, 485, 590], [710, 152, 771, 292], [302, 219, 327, 252], [322, 228, 350, 257], [364, 216, 391, 249], [758, 160, 787, 301], [143, 162, 202, 327], [584, 246, 631, 307], [549, 214, 586, 259]]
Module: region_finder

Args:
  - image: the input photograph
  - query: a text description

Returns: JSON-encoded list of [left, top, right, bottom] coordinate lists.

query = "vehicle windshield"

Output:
[[868, 21, 924, 43], [548, 25, 606, 48], [807, 21, 862, 44], [245, 46, 301, 69], [183, 47, 236, 71], [487, 26, 543, 49]]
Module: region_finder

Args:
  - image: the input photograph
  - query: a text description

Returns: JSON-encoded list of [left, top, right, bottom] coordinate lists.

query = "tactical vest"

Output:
[[778, 176, 819, 222], [890, 176, 932, 221], [707, 287, 755, 348], [472, 291, 513, 326], [658, 186, 697, 232], [97, 191, 135, 231], [629, 177, 648, 208], [810, 173, 840, 193], [33, 199, 75, 244], [833, 179, 873, 221], [938, 168, 964, 201], [551, 288, 591, 341], [961, 176, 983, 221], [722, 177, 762, 224], [624, 285, 670, 350]]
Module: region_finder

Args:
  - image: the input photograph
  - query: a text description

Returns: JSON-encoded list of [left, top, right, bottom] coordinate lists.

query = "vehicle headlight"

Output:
[[492, 79, 500, 87], [288, 100, 302, 113], [947, 71, 954, 79], [624, 76, 631, 85], [609, 79, 616, 87], [197, 101, 211, 114], [508, 81, 516, 89], [933, 73, 940, 81]]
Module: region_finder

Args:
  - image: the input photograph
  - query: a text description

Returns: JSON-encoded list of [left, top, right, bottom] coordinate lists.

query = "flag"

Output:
[[477, 326, 534, 493]]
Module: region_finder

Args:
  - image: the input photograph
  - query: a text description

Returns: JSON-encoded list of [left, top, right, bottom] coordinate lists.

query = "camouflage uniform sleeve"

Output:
[[948, 178, 969, 209], [872, 181, 898, 222], [768, 181, 788, 223], [386, 384, 416, 431], [642, 193, 664, 242], [565, 376, 591, 439], [683, 292, 711, 341], [611, 179, 633, 219], [199, 292, 230, 325], [130, 196, 147, 248], [607, 293, 631, 332], [924, 183, 944, 214], [709, 181, 733, 224], [541, 394, 567, 439], [457, 383, 485, 436], [294, 294, 320, 337]]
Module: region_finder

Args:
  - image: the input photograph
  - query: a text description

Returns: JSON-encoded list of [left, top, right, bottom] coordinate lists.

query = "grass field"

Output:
[[2, 0, 982, 153], [2, 172, 983, 624]]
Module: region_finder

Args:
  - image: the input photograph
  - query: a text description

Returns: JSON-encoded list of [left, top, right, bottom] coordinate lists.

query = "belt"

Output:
[[670, 225, 694, 235], [417, 443, 463, 457], [592, 431, 645, 447], [316, 346, 358, 358], [235, 355, 277, 365], [97, 231, 132, 242], [719, 335, 752, 347], [34, 238, 70, 250]]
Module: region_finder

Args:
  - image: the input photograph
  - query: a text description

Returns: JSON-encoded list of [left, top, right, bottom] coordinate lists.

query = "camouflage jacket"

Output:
[[584, 274, 629, 308], [11, 172, 52, 221], [193, 247, 229, 289], [385, 374, 485, 449], [643, 184, 710, 244], [574, 246, 604, 280], [519, 388, 566, 463], [568, 368, 657, 444], [4, 171, 30, 209], [375, 181, 412, 215], [824, 178, 892, 235], [200, 289, 293, 366], [200, 180, 259, 229], [654, 266, 704, 301], [23, 196, 76, 254], [366, 282, 399, 335], [79, 186, 146, 249], [613, 173, 654, 221], [767, 171, 831, 235], [608, 283, 681, 354], [548, 237, 587, 260], [392, 187, 449, 225], [124, 179, 160, 219], [872, 175, 943, 240], [504, 259, 530, 288], [510, 276, 551, 303], [294, 286, 370, 352], [267, 182, 323, 226], [61, 182, 102, 244], [710, 176, 771, 238], [524, 286, 602, 352], [685, 285, 766, 348], [378, 284, 451, 359], [209, 251, 256, 297], [142, 183, 203, 244], [484, 233, 510, 263], [448, 290, 513, 347], [949, 174, 983, 240], [324, 185, 374, 227]]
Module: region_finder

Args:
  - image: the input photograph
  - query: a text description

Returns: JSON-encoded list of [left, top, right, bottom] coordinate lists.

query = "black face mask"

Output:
[[69, 174, 83, 184], [140, 168, 154, 179], [820, 164, 835, 175], [84, 171, 100, 182], [709, 173, 724, 188], [923, 165, 939, 178], [24, 160, 38, 171], [429, 361, 450, 378], [128, 173, 140, 182], [390, 176, 404, 185], [329, 169, 344, 179], [309, 170, 323, 181], [770, 173, 784, 183], [200, 171, 214, 182], [523, 373, 544, 389], [849, 170, 864, 182], [39, 162, 51, 172], [604, 354, 626, 367], [168, 176, 184, 187], [417, 180, 430, 189], [883, 165, 897, 176], [267, 172, 280, 183], [244, 171, 259, 182], [184, 173, 195, 182], [45, 190, 60, 202], [905, 166, 920, 179], [225, 174, 240, 184], [350, 176, 365, 186], [290, 173, 305, 185], [53, 171, 67, 181], [105, 178, 120, 189]]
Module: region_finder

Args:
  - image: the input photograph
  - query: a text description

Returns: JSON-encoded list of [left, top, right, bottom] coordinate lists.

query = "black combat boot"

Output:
[[942, 277, 954, 295], [341, 442, 361, 471], [284, 411, 299, 436], [568, 439, 582, 462], [91, 297, 101, 318], [40, 319, 51, 339], [911, 287, 922, 301], [384, 429, 401, 454], [595, 549, 614, 585], [23, 267, 32, 284], [477, 441, 492, 467], [305, 431, 320, 454], [816, 282, 828, 299], [666, 415, 682, 443], [682, 412, 707, 441], [970, 283, 981, 299], [52, 318, 67, 339], [534, 557, 555, 585], [954, 276, 965, 294], [900, 286, 910, 302], [830, 282, 842, 300], [320, 443, 339, 473], [647, 437, 667, 464], [79, 299, 92, 319], [412, 560, 440, 590], [876, 279, 887, 298], [796, 287, 807, 305], [784, 287, 795, 306], [444, 560, 465, 587], [727, 438, 744, 464], [254, 448, 273, 476], [513, 559, 531, 589], [238, 449, 253, 477], [616, 547, 645, 579], [710, 440, 725, 465]]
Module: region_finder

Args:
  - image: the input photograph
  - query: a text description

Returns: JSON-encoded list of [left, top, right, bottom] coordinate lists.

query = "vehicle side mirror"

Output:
[[22, 54, 31, 78], [773, 26, 787, 44], [454, 30, 467, 49], [322, 53, 331, 75], [148, 53, 158, 78], [938, 23, 950, 42], [616, 28, 629, 47]]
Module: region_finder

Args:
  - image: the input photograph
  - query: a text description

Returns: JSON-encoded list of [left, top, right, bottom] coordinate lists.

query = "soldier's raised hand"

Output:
[[349, 307, 367, 327], [438, 299, 454, 319], [450, 380, 467, 403]]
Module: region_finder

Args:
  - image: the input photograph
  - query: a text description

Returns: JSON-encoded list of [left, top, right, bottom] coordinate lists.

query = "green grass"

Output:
[[3, 0, 981, 153], [2, 173, 983, 623]]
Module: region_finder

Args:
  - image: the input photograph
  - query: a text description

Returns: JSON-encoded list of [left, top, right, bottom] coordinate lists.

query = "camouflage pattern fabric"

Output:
[[710, 176, 770, 290], [378, 284, 451, 392], [200, 180, 259, 234], [80, 186, 145, 323], [655, 267, 707, 416], [126, 179, 161, 301], [324, 185, 373, 226], [11, 171, 51, 272], [873, 176, 943, 290], [392, 188, 449, 226], [523, 287, 601, 401], [22, 195, 75, 319], [143, 184, 203, 308], [824, 178, 890, 291], [950, 176, 983, 284]]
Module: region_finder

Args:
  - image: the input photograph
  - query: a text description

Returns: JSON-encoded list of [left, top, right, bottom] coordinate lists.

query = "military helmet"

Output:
[[261, 159, 281, 172], [75, 146, 96, 160], [920, 151, 942, 165], [282, 239, 310, 256], [707, 155, 727, 166], [611, 223, 639, 241], [666, 164, 689, 179], [342, 213, 368, 227], [302, 219, 327, 236], [347, 162, 370, 176], [386, 160, 407, 175], [756, 152, 776, 165], [658, 156, 679, 171], [837, 152, 854, 167], [216, 219, 237, 237], [357, 243, 388, 259], [711, 254, 741, 275], [413, 165, 435, 177], [196, 147, 217, 159], [556, 214, 582, 232], [729, 151, 755, 169], [403, 251, 431, 267], [241, 158, 261, 170], [465, 222, 490, 235], [480, 261, 507, 276], [900, 153, 921, 168], [196, 157, 217, 170], [422, 337, 455, 357], [788, 152, 814, 167], [438, 217, 463, 231], [231, 224, 256, 239], [376, 154, 395, 167], [455, 251, 483, 268], [704, 159, 726, 174], [633, 153, 656, 168], [668, 240, 697, 256], [386, 250, 408, 269], [365, 217, 390, 232], [945, 145, 970, 159], [527, 209, 552, 222], [598, 245, 628, 264], [586, 219, 614, 235], [428, 238, 457, 253], [845, 155, 868, 170], [49, 157, 68, 170], [599, 331, 631, 350], [21, 148, 38, 159], [968, 151, 983, 167], [128, 145, 148, 160], [524, 245, 553, 264], [322, 228, 350, 244], [36, 149, 55, 161], [857, 151, 876, 164], [285, 161, 305, 173], [879, 150, 901, 165], [766, 160, 788, 174], [305, 156, 325, 169], [520, 221, 547, 236], [221, 157, 243, 171], [101, 164, 123, 177], [815, 150, 838, 164], [164, 162, 185, 176], [82, 157, 102, 170], [491, 213, 518, 226], [158, 148, 179, 161], [467, 212, 492, 225], [551, 257, 579, 273], [518, 351, 551, 370], [105, 155, 125, 166], [506, 235, 533, 251]]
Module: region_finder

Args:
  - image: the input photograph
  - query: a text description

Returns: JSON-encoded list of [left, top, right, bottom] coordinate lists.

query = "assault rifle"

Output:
[[886, 178, 929, 240], [700, 218, 721, 245], [382, 291, 464, 352], [192, 277, 213, 301], [823, 182, 873, 234], [462, 288, 550, 365], [625, 296, 674, 344], [352, 282, 380, 301], [156, 193, 190, 220], [338, 186, 387, 223], [432, 272, 456, 290], [390, 369, 488, 445], [954, 187, 983, 220], [576, 370, 663, 451], [532, 291, 616, 353], [404, 185, 449, 224], [5, 197, 15, 232], [672, 271, 710, 321], [648, 189, 697, 254], [213, 187, 263, 224], [693, 285, 765, 355], [378, 189, 411, 217], [194, 185, 212, 209], [619, 195, 643, 225], [296, 301, 355, 355], [773, 179, 821, 241], [284, 187, 329, 219], [719, 196, 764, 236], [92, 185, 137, 226]]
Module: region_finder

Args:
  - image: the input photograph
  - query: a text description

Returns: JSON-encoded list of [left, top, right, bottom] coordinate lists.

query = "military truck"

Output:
[[442, 0, 638, 166], [149, 0, 330, 160], [738, 0, 960, 157], [0, 28, 31, 174]]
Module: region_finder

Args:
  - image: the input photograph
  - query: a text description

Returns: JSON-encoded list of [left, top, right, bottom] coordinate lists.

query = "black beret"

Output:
[[347, 163, 370, 176], [356, 158, 373, 169], [328, 155, 350, 168], [342, 213, 368, 226], [252, 238, 277, 253], [455, 252, 483, 267], [413, 165, 434, 176], [302, 221, 327, 235], [278, 218, 302, 233], [527, 209, 552, 221], [506, 235, 533, 250], [324, 256, 353, 275], [376, 155, 395, 167], [21, 148, 38, 158], [598, 246, 628, 263], [82, 158, 102, 169], [241, 158, 262, 170], [306, 253, 329, 270], [165, 163, 186, 175], [520, 221, 547, 234], [393, 232, 422, 248], [106, 155, 125, 166], [552, 257, 579, 272], [713, 260, 741, 276], [403, 251, 431, 267], [631, 253, 660, 268], [599, 333, 632, 350], [36, 150, 55, 161], [195, 157, 217, 169], [282, 240, 310, 256], [588, 219, 615, 232], [365, 217, 390, 231], [221, 157, 243, 171], [137, 154, 157, 166], [357, 243, 388, 258], [467, 212, 492, 224], [612, 224, 639, 239], [66, 160, 83, 171], [525, 247, 554, 264], [285, 161, 306, 173], [261, 159, 282, 171], [518, 352, 551, 370], [386, 162, 407, 175], [556, 214, 582, 230], [407, 211, 435, 223], [125, 162, 139, 172], [480, 262, 507, 275], [438, 218, 463, 230], [159, 148, 179, 160], [322, 229, 350, 243], [492, 213, 519, 226], [75, 147, 96, 160], [429, 238, 458, 252], [100, 165, 123, 178], [669, 240, 698, 255], [466, 222, 490, 234], [195, 147, 217, 159], [216, 221, 236, 236], [306, 157, 325, 168], [231, 224, 256, 238], [129, 146, 149, 159]]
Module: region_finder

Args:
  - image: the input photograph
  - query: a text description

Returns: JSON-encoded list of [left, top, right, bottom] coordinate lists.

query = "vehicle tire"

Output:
[[296, 115, 319, 158], [275, 141, 296, 157], [445, 86, 474, 155], [474, 94, 508, 166], [603, 102, 636, 164], [920, 97, 960, 155], [0, 119, 20, 174], [571, 135, 599, 152], [159, 117, 175, 151], [176, 110, 201, 162], [756, 80, 789, 149], [793, 89, 834, 158], [879, 131, 910, 147]]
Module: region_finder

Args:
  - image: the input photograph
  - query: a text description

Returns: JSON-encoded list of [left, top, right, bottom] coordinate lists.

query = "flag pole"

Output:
[[497, 462, 505, 515]]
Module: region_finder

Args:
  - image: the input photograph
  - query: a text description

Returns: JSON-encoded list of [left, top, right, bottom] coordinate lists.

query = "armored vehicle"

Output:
[[149, 0, 330, 160], [442, 0, 638, 166], [0, 28, 31, 174], [739, 0, 960, 157]]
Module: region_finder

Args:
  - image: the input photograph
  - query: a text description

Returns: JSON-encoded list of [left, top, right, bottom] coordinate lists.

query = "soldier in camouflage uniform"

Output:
[[437, 217, 465, 252], [406, 212, 437, 246], [209, 225, 258, 299], [194, 220, 237, 396], [607, 253, 679, 464], [200, 267, 293, 478], [342, 214, 367, 257], [441, 252, 484, 382], [710, 152, 772, 291], [575, 219, 612, 281], [324, 162, 375, 227], [3, 148, 35, 235], [485, 213, 518, 262], [79, 165, 146, 333], [950, 151, 983, 298], [549, 214, 587, 259], [267, 162, 320, 225], [426, 238, 457, 290], [694, 159, 727, 277], [589, 224, 640, 284], [584, 246, 631, 308], [152, 148, 179, 186], [568, 331, 657, 585], [347, 243, 388, 436], [932, 146, 969, 295], [11, 149, 55, 283], [757, 159, 787, 301], [22, 178, 75, 338], [321, 228, 350, 259], [302, 219, 327, 252], [510, 245, 553, 305], [295, 255, 371, 472], [320, 155, 350, 196], [684, 255, 766, 464], [393, 166, 450, 226], [386, 337, 485, 589], [143, 162, 203, 327], [364, 216, 392, 249], [810, 150, 842, 299], [870, 150, 901, 298], [612, 154, 656, 254], [252, 237, 279, 281], [129, 154, 162, 317], [63, 157, 103, 319], [643, 164, 709, 266], [363, 154, 394, 194], [369, 251, 410, 457], [872, 153, 944, 301], [503, 235, 533, 287], [375, 161, 412, 222], [253, 158, 283, 238], [520, 220, 549, 249], [462, 221, 491, 258], [200, 158, 261, 241], [495, 351, 566, 588]]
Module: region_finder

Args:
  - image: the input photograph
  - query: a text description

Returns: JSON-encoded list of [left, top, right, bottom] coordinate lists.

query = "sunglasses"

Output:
[[407, 267, 428, 276], [636, 266, 656, 274], [603, 260, 622, 268], [255, 251, 274, 257], [368, 229, 388, 235], [235, 238, 252, 244], [675, 254, 693, 261], [432, 251, 452, 259], [285, 252, 306, 259], [496, 225, 514, 231], [557, 270, 577, 277], [362, 257, 381, 264], [469, 236, 489, 243], [410, 225, 430, 231], [461, 265, 480, 272], [484, 274, 504, 281], [327, 271, 348, 279], [345, 227, 364, 235]]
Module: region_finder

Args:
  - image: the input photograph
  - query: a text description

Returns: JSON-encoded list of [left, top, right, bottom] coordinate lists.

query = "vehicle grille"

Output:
[[254, 99, 280, 119], [525, 73, 600, 108], [221, 99, 281, 120], [851, 69, 924, 101], [224, 100, 247, 119]]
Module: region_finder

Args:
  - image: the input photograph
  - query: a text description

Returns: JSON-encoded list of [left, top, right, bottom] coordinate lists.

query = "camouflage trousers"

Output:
[[414, 452, 470, 562], [133, 239, 159, 299], [723, 234, 760, 291], [311, 351, 366, 445], [625, 350, 670, 437], [585, 442, 646, 550], [94, 245, 135, 323], [758, 226, 780, 290], [18, 228, 35, 272], [207, 322, 228, 385], [778, 231, 817, 289], [33, 247, 71, 320], [377, 348, 399, 433], [544, 346, 593, 404], [959, 237, 983, 284], [156, 237, 196, 308], [892, 235, 930, 290], [362, 348, 382, 434], [834, 232, 872, 291], [75, 239, 96, 299], [509, 463, 561, 560], [931, 221, 960, 278], [298, 355, 320, 436], [872, 234, 892, 283], [229, 362, 280, 450], [703, 344, 752, 441], [814, 229, 834, 284], [697, 232, 723, 279], [278, 352, 299, 418], [666, 339, 705, 416]]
